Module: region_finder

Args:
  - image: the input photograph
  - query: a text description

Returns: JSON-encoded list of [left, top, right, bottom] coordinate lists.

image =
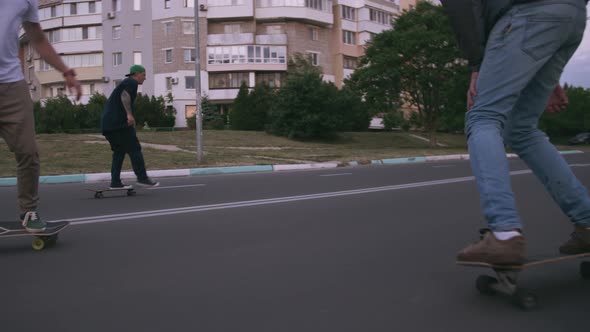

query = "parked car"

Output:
[[568, 132, 590, 145]]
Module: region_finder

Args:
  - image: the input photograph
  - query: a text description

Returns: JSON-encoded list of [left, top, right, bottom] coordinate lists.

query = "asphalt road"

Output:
[[1, 154, 589, 332]]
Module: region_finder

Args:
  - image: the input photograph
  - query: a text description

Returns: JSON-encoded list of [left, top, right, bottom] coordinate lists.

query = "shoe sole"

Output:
[[136, 182, 159, 187]]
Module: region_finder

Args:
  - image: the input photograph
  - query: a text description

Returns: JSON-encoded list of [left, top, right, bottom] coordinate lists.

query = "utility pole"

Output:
[[194, 0, 203, 163]]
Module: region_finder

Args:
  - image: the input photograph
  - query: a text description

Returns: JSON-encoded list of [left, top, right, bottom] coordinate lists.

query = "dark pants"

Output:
[[103, 127, 148, 184]]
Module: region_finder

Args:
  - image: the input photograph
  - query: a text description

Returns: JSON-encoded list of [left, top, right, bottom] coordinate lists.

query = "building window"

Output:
[[309, 27, 318, 41], [164, 49, 173, 63], [183, 21, 195, 35], [343, 56, 357, 69], [341, 5, 355, 20], [112, 26, 121, 39], [133, 24, 142, 38], [185, 76, 196, 89], [306, 52, 319, 66], [369, 8, 392, 26], [342, 30, 356, 45], [134, 0, 141, 10], [90, 83, 96, 94], [165, 0, 172, 9], [113, 52, 123, 66], [224, 24, 241, 34], [165, 77, 172, 90], [184, 48, 196, 63], [255, 72, 285, 88], [305, 0, 325, 11], [164, 22, 173, 36], [133, 52, 142, 65], [47, 30, 60, 43], [209, 72, 248, 89], [112, 0, 121, 12], [265, 25, 283, 35], [89, 1, 96, 13], [70, 3, 78, 15], [207, 46, 286, 65], [184, 0, 195, 7]]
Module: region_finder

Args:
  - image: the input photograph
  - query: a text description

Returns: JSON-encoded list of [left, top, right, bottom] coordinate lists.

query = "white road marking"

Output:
[[320, 173, 353, 177], [52, 169, 535, 226], [146, 184, 206, 190]]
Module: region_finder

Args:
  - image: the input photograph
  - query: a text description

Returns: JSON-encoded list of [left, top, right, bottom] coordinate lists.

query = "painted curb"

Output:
[[0, 150, 584, 186]]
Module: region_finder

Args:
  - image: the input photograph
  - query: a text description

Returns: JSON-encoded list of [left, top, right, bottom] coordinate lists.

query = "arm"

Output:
[[121, 91, 136, 127], [22, 22, 82, 100]]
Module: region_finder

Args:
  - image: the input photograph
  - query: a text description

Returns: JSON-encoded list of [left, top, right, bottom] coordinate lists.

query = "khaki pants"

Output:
[[0, 80, 40, 213]]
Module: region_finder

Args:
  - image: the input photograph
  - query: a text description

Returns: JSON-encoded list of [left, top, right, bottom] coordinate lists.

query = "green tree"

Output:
[[134, 94, 176, 128], [267, 54, 343, 139], [337, 87, 370, 131], [539, 86, 590, 138], [229, 81, 256, 130], [346, 2, 469, 146]]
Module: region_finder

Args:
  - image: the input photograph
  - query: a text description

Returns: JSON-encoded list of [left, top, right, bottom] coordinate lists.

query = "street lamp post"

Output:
[[194, 1, 203, 163]]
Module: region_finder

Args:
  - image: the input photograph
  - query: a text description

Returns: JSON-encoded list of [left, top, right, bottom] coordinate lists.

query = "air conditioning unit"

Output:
[[199, 4, 207, 11], [107, 11, 116, 19], [29, 85, 37, 92], [102, 76, 110, 83], [171, 77, 179, 85]]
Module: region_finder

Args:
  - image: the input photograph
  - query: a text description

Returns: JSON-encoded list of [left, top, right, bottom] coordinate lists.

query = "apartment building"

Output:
[[22, 0, 105, 104], [23, 0, 420, 127]]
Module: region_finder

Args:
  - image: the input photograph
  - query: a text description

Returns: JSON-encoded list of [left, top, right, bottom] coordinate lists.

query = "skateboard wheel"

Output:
[[94, 192, 103, 199], [476, 275, 497, 295], [580, 261, 590, 280], [32, 238, 45, 251], [127, 190, 136, 196], [513, 289, 537, 310], [46, 234, 59, 247]]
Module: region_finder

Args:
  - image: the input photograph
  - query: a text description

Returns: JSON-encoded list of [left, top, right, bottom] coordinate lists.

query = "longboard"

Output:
[[457, 253, 590, 310], [0, 221, 70, 250], [87, 187, 136, 199]]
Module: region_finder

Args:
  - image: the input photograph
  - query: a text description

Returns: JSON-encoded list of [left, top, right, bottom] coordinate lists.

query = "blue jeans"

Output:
[[465, 0, 590, 231]]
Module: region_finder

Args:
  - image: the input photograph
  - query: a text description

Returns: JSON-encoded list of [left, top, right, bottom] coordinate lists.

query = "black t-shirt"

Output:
[[101, 78, 139, 132]]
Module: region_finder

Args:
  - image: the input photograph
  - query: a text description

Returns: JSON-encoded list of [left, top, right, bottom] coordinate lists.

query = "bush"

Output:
[[134, 94, 176, 128], [337, 87, 370, 132], [266, 54, 343, 139], [186, 95, 226, 130]]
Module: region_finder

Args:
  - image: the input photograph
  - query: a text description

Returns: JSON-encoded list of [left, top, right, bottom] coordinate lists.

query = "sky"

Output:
[[561, 8, 590, 88]]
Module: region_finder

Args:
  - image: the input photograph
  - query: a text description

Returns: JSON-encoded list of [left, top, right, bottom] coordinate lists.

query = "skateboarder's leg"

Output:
[[127, 128, 158, 187], [0, 80, 44, 232], [459, 1, 585, 263], [104, 129, 129, 188]]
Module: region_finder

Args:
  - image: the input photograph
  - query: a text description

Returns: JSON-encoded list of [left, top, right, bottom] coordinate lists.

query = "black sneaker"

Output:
[[136, 177, 159, 187], [109, 182, 133, 190]]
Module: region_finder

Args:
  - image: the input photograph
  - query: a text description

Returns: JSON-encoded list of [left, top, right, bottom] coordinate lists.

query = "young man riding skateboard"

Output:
[[0, 0, 82, 232], [441, 0, 590, 264], [101, 65, 159, 189]]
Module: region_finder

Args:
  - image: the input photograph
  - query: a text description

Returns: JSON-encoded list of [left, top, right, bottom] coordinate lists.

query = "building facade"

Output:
[[23, 0, 420, 127]]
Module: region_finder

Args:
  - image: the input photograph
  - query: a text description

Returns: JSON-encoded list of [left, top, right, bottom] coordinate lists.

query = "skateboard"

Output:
[[87, 187, 136, 199], [457, 252, 590, 310], [0, 221, 70, 250]]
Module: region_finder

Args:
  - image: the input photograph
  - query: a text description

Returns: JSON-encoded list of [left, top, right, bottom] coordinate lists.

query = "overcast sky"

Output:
[[561, 8, 590, 88]]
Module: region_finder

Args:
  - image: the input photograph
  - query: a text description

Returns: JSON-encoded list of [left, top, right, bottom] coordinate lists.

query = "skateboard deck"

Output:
[[0, 221, 70, 250], [87, 187, 136, 198], [457, 253, 590, 310]]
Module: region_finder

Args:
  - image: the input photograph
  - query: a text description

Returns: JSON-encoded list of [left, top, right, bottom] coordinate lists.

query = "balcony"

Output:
[[206, 1, 254, 20], [255, 0, 333, 26], [208, 33, 254, 46], [207, 45, 287, 72], [256, 34, 287, 45]]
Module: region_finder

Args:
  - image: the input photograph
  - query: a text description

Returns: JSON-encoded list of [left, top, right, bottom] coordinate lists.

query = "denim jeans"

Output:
[[103, 127, 148, 184], [465, 0, 590, 231]]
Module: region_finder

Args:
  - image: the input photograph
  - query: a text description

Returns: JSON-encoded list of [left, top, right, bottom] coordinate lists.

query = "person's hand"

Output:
[[63, 69, 82, 101], [467, 71, 478, 111], [127, 114, 136, 127], [545, 85, 568, 113]]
